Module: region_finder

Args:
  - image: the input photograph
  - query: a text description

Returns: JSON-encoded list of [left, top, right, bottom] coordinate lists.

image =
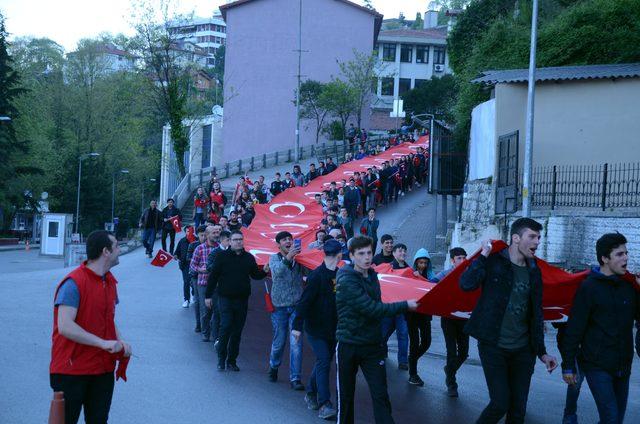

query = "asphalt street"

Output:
[[1, 188, 639, 423]]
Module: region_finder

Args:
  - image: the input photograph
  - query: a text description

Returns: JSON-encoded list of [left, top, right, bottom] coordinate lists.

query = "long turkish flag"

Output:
[[238, 138, 634, 321]]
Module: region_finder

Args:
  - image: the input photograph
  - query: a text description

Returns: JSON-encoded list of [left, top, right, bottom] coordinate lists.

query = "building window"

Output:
[[416, 46, 429, 63], [398, 78, 411, 95], [434, 47, 446, 65], [414, 79, 428, 89], [400, 45, 412, 63], [207, 57, 216, 66], [382, 44, 396, 62], [381, 78, 394, 96]]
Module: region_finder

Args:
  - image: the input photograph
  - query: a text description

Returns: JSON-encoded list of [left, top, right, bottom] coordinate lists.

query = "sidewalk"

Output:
[[0, 243, 40, 252]]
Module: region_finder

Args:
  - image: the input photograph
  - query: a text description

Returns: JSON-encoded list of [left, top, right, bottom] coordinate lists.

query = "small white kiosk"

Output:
[[40, 213, 74, 257]]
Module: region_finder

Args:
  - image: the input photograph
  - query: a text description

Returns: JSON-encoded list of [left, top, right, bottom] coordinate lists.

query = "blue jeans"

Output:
[[194, 212, 204, 228], [142, 228, 156, 254], [307, 335, 335, 406], [381, 314, 409, 365], [563, 363, 585, 423], [583, 369, 630, 424], [269, 306, 303, 381]]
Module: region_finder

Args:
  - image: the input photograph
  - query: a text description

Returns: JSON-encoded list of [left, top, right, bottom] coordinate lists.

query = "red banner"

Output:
[[169, 215, 182, 233], [151, 249, 174, 267], [238, 139, 628, 320]]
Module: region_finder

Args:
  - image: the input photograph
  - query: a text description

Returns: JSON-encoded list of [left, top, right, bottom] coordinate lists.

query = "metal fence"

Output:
[[524, 163, 640, 210]]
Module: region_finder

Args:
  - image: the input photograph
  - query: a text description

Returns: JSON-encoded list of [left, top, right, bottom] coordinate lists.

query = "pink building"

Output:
[[220, 0, 382, 162]]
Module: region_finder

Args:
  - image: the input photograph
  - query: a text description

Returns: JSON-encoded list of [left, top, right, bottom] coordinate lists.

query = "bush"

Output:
[[322, 120, 345, 141]]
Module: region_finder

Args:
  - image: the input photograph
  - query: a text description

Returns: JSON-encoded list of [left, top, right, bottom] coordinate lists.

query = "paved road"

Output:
[[2, 190, 639, 423]]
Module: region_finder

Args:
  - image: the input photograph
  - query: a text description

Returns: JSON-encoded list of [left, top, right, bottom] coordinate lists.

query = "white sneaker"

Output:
[[182, 300, 189, 308]]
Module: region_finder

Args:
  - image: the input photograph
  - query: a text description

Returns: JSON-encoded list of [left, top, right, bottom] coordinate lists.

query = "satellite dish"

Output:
[[211, 105, 223, 117], [41, 192, 49, 200]]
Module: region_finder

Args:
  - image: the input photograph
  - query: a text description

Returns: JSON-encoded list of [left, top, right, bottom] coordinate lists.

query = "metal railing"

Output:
[[521, 162, 640, 210]]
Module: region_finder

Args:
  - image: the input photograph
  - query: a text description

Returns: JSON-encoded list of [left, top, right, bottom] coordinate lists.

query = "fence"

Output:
[[525, 163, 640, 210], [170, 136, 391, 209]]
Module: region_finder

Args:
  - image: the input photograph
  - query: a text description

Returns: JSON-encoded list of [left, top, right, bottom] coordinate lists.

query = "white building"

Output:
[[67, 44, 137, 74], [370, 8, 454, 130], [168, 13, 227, 68]]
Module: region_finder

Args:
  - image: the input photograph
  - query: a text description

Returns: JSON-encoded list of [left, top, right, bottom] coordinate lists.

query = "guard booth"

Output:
[[40, 213, 74, 257]]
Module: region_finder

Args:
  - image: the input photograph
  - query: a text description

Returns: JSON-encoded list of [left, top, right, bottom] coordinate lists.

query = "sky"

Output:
[[0, 0, 432, 51]]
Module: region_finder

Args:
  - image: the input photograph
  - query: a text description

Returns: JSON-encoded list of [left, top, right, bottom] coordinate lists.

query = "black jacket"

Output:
[[205, 248, 267, 299], [186, 240, 201, 278], [560, 269, 640, 377], [460, 249, 547, 358], [139, 207, 162, 230], [175, 237, 190, 270], [293, 262, 338, 340], [372, 252, 394, 266], [335, 264, 408, 345], [161, 206, 182, 231]]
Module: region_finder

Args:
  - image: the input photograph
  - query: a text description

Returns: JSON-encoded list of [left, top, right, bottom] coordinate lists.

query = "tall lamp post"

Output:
[[522, 0, 539, 217], [111, 169, 130, 224], [75, 152, 100, 234]]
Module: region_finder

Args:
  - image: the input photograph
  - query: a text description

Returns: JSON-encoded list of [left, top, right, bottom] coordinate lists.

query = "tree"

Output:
[[338, 50, 379, 130], [412, 12, 424, 29], [131, 0, 192, 176], [213, 44, 225, 86], [401, 74, 457, 121], [0, 13, 37, 230], [296, 80, 329, 144], [320, 80, 357, 142]]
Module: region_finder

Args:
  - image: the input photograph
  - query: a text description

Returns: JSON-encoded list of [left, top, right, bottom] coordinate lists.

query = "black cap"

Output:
[[323, 239, 342, 256]]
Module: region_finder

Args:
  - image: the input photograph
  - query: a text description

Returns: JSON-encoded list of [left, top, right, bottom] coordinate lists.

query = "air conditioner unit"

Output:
[[434, 64, 445, 72]]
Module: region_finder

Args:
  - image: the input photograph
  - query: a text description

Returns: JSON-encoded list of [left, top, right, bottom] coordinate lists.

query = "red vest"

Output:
[[50, 262, 118, 375]]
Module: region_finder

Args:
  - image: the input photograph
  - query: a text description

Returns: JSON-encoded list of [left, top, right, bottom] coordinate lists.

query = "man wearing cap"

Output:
[[267, 231, 305, 390], [292, 239, 342, 420]]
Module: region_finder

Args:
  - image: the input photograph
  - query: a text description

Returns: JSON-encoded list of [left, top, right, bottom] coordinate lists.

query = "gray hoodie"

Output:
[[269, 253, 304, 307]]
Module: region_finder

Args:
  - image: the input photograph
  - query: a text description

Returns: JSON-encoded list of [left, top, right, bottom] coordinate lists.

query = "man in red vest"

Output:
[[50, 230, 132, 424]]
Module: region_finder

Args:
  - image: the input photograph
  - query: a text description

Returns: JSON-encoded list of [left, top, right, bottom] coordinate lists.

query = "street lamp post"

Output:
[[522, 0, 539, 217], [75, 153, 100, 234], [111, 169, 130, 224]]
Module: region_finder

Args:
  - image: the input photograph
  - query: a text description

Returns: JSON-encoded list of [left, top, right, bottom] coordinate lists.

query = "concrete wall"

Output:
[[494, 78, 640, 170], [223, 0, 377, 162]]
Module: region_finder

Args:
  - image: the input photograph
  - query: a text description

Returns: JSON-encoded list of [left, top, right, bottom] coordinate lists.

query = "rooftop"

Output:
[[378, 27, 447, 40], [472, 63, 640, 85]]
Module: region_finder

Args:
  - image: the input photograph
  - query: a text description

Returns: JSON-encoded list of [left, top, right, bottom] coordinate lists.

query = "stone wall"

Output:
[[454, 179, 640, 270]]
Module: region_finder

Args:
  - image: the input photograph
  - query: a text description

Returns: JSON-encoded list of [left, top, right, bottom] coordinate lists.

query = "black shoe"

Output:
[[304, 392, 319, 410], [217, 363, 226, 372], [227, 363, 240, 372], [194, 327, 201, 333], [268, 367, 278, 382], [408, 374, 424, 387], [447, 385, 459, 397], [317, 402, 337, 420], [398, 363, 409, 371], [290, 380, 305, 391]]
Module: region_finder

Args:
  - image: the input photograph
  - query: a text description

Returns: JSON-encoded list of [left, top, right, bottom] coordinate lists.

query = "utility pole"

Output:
[[294, 0, 303, 162], [522, 0, 539, 217]]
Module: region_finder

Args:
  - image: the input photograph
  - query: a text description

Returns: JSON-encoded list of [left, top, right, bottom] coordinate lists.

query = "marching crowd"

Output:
[[50, 132, 639, 424]]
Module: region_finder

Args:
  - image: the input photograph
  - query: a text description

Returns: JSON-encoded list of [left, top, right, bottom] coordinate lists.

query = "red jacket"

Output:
[[50, 263, 118, 375]]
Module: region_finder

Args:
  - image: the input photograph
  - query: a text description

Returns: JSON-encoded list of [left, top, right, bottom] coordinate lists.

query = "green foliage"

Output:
[[213, 44, 225, 89], [412, 13, 424, 29], [449, 0, 640, 148], [322, 120, 345, 142], [401, 75, 458, 122], [296, 80, 329, 143], [320, 80, 357, 141], [338, 50, 378, 129]]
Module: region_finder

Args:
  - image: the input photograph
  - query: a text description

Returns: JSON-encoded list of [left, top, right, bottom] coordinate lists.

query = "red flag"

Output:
[[169, 215, 181, 233], [185, 226, 196, 243], [151, 249, 174, 267]]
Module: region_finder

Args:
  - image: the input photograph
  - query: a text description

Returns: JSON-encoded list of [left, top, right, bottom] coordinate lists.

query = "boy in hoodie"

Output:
[[380, 244, 411, 370], [433, 247, 469, 397], [405, 248, 436, 387], [335, 236, 418, 424], [560, 232, 640, 424]]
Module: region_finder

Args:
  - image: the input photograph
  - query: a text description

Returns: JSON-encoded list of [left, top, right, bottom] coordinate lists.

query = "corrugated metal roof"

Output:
[[472, 63, 640, 85]]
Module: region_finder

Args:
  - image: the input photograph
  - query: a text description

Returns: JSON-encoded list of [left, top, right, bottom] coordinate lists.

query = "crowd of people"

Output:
[[128, 133, 640, 424]]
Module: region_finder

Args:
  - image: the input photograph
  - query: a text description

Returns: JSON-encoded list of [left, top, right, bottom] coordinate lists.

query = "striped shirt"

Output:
[[190, 242, 217, 286]]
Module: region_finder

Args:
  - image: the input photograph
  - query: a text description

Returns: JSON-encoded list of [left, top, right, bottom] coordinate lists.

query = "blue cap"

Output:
[[323, 239, 342, 256]]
